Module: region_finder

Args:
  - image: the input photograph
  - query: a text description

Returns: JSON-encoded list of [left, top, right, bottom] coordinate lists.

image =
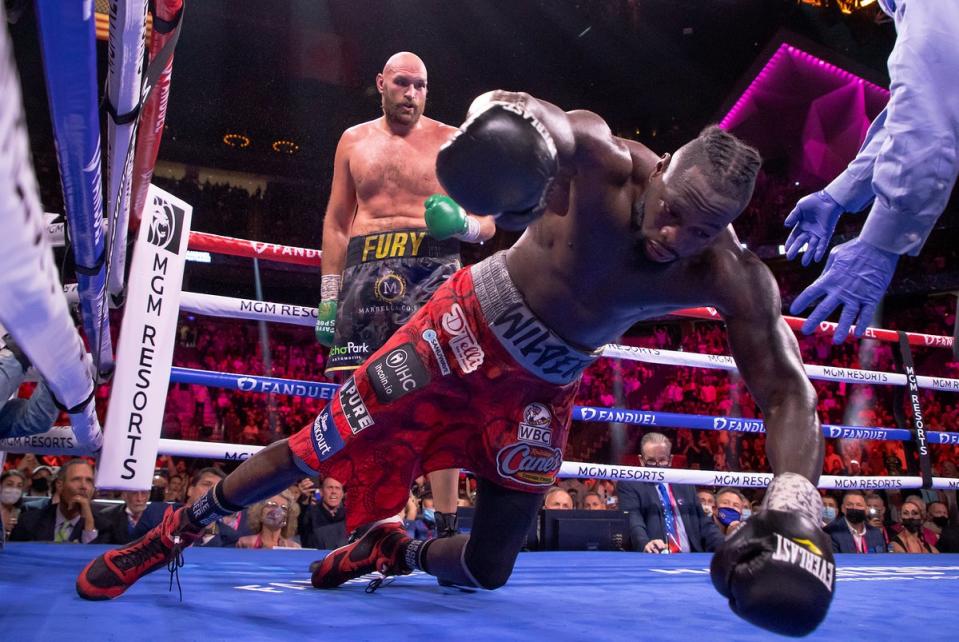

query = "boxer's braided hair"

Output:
[[677, 125, 762, 213]]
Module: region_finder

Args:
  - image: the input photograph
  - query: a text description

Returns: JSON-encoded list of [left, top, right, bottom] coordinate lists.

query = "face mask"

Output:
[[845, 508, 866, 525], [822, 507, 837, 522], [262, 506, 287, 530], [1, 487, 22, 505], [31, 478, 49, 494], [902, 518, 923, 533], [932, 516, 949, 529], [717, 507, 741, 527], [423, 508, 436, 523], [701, 505, 713, 518]]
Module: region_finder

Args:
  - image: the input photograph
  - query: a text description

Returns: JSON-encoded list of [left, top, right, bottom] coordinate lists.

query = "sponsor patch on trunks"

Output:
[[338, 377, 375, 434], [310, 405, 345, 461], [368, 343, 431, 403], [441, 303, 484, 373], [496, 442, 563, 487], [422, 329, 451, 376], [518, 402, 552, 446]]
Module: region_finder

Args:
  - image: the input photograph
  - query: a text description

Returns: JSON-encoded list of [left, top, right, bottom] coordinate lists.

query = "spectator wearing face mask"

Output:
[[925, 501, 950, 542], [697, 489, 715, 520], [29, 465, 57, 498], [889, 499, 938, 553], [1, 469, 26, 537], [236, 489, 301, 549], [824, 490, 886, 554], [712, 487, 748, 537], [821, 494, 839, 527]]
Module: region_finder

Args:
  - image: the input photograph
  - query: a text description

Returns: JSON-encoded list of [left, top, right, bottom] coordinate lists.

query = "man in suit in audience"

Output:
[[617, 432, 723, 552], [824, 490, 886, 553], [133, 467, 239, 547], [10, 459, 125, 544]]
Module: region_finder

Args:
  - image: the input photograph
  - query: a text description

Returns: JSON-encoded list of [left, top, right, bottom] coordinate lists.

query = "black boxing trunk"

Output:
[[326, 229, 461, 374]]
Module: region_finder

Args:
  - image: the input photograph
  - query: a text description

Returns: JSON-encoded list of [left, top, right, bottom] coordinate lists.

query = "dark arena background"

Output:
[[2, 1, 958, 640]]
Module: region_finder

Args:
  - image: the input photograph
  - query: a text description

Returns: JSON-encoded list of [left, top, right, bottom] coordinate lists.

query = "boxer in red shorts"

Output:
[[78, 90, 832, 637], [289, 251, 591, 534]]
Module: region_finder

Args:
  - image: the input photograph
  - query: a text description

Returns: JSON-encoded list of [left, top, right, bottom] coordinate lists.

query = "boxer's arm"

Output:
[[473, 214, 497, 241], [321, 131, 358, 279], [719, 258, 823, 484]]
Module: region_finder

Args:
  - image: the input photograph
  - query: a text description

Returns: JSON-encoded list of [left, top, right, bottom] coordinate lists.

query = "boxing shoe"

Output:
[[311, 519, 412, 589], [76, 505, 203, 600]]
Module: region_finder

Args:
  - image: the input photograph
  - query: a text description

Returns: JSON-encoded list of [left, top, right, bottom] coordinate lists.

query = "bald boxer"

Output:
[[78, 91, 831, 636], [316, 52, 495, 533]]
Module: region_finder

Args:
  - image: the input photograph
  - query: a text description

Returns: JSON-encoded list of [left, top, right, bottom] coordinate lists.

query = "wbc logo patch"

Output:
[[517, 402, 553, 446]]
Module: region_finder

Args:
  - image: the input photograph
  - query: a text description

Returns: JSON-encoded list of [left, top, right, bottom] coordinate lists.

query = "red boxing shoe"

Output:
[[76, 505, 202, 600], [311, 519, 412, 589]]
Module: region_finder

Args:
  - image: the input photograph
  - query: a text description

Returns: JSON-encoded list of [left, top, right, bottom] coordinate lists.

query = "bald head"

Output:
[[383, 51, 427, 78], [378, 52, 429, 129]]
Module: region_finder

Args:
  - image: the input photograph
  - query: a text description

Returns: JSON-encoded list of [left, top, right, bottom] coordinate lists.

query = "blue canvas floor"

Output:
[[1, 544, 956, 641]]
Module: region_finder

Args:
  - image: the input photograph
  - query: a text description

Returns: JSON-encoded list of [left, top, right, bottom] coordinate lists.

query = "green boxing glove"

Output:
[[315, 300, 337, 347], [425, 194, 482, 242], [315, 274, 340, 347]]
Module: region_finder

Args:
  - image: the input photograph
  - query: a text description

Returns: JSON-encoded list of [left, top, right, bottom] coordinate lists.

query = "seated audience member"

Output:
[[925, 501, 950, 542], [10, 459, 126, 544], [897, 494, 938, 549], [824, 490, 886, 554], [119, 490, 150, 541], [544, 487, 574, 510], [697, 488, 715, 519], [165, 474, 187, 503], [582, 491, 606, 511], [299, 477, 347, 549], [937, 520, 959, 553], [29, 465, 56, 498], [236, 489, 301, 549], [865, 492, 892, 546], [712, 487, 747, 537], [821, 494, 839, 526], [890, 498, 938, 554], [134, 467, 239, 547], [617, 432, 722, 553], [1, 470, 26, 537]]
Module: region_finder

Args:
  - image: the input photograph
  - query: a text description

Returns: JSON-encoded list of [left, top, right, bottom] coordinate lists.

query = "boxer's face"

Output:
[[639, 151, 740, 263], [378, 64, 428, 127]]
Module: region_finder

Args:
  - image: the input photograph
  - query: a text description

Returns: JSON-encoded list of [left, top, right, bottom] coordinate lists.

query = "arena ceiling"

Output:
[[10, 0, 895, 183]]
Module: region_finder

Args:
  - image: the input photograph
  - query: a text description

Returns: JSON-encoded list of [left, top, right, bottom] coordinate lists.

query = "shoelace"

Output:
[[167, 535, 185, 602], [365, 574, 397, 593]]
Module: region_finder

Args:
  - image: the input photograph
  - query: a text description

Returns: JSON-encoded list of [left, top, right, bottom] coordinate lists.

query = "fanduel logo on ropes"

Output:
[[97, 186, 192, 490]]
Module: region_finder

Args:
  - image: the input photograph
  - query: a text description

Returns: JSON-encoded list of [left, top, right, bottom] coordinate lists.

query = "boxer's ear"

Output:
[[653, 152, 672, 177]]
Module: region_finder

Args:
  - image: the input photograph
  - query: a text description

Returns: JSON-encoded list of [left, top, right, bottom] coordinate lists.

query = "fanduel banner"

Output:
[[97, 185, 191, 490]]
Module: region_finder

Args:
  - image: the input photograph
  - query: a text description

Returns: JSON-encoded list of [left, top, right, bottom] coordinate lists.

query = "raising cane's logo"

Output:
[[496, 442, 563, 487]]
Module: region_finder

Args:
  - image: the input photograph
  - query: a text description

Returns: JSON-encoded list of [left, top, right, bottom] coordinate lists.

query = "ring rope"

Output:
[[44, 219, 956, 349], [164, 366, 959, 444], [62, 284, 959, 392]]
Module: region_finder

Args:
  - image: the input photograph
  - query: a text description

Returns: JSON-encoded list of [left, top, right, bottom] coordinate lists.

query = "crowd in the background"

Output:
[[7, 165, 957, 554]]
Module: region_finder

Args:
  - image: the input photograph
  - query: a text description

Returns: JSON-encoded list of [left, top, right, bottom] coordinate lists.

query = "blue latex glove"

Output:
[[784, 190, 845, 266], [789, 237, 899, 344]]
